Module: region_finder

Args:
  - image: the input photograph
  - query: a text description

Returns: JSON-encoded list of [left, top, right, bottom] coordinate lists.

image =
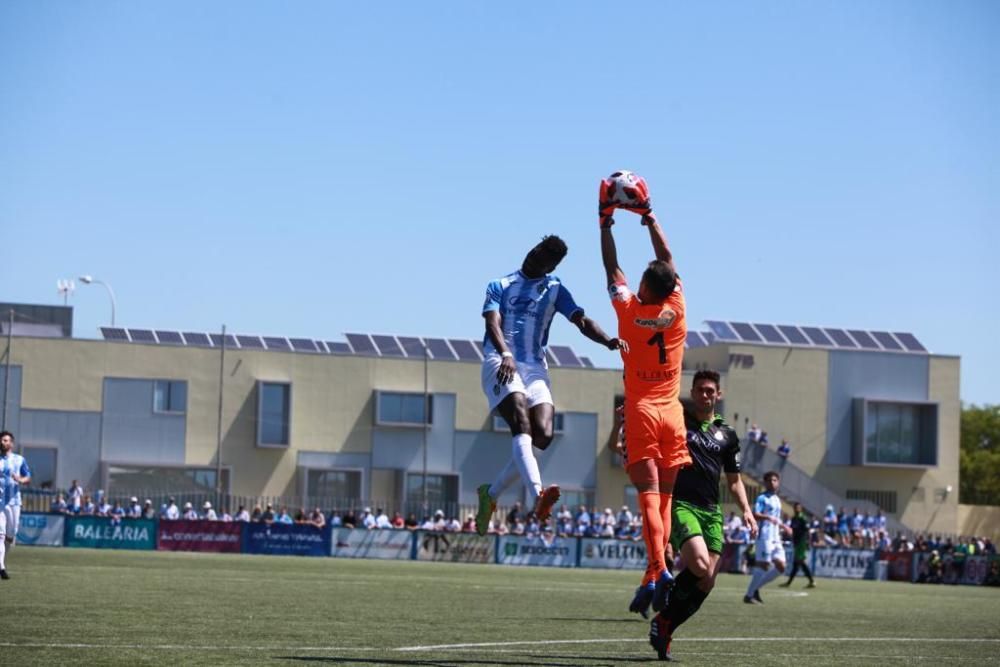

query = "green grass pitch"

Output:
[[2, 548, 998, 666]]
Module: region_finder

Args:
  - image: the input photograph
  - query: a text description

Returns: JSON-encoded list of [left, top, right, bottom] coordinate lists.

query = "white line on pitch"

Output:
[[396, 637, 1000, 651]]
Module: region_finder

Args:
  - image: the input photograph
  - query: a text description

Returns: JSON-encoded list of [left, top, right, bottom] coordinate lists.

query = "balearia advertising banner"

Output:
[[812, 548, 876, 579], [497, 534, 578, 567], [330, 528, 413, 559], [65, 517, 156, 550], [578, 538, 646, 570], [16, 513, 65, 547], [243, 522, 330, 557], [414, 530, 494, 563], [157, 519, 243, 553]]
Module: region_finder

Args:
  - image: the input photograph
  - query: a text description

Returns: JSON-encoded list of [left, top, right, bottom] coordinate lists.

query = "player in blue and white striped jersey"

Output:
[[0, 431, 31, 580], [475, 236, 623, 534], [744, 470, 791, 604]]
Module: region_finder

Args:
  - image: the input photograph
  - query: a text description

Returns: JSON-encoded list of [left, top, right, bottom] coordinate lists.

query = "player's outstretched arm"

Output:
[[600, 225, 626, 288], [570, 311, 624, 351], [727, 472, 758, 539], [642, 214, 676, 275]]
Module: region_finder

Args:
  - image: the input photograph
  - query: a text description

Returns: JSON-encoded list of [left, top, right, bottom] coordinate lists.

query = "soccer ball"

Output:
[[603, 170, 647, 207]]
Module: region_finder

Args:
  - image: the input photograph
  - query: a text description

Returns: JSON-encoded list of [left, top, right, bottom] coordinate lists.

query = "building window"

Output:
[[258, 382, 291, 446], [22, 446, 57, 491], [306, 469, 362, 504], [846, 489, 898, 514], [558, 487, 593, 511], [404, 473, 457, 516], [107, 465, 229, 496], [153, 380, 187, 414], [862, 401, 936, 466], [376, 391, 432, 426], [492, 412, 564, 433]]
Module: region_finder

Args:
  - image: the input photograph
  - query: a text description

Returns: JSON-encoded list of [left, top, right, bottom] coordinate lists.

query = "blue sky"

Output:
[[1, 2, 997, 404]]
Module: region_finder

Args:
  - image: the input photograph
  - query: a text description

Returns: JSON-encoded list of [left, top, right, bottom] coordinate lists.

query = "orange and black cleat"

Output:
[[533, 485, 561, 523]]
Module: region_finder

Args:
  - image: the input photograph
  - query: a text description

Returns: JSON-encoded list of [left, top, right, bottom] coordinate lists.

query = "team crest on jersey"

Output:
[[714, 430, 724, 441], [634, 309, 675, 330], [609, 284, 631, 303]]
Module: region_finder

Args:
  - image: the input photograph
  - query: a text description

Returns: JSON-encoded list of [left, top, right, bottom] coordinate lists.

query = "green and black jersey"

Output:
[[673, 411, 741, 508], [790, 511, 810, 546]]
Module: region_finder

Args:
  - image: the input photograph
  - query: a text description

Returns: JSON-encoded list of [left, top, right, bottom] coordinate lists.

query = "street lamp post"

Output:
[[78, 275, 117, 326]]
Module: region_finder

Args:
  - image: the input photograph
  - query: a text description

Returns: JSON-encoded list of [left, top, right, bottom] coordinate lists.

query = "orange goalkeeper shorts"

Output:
[[623, 398, 691, 469]]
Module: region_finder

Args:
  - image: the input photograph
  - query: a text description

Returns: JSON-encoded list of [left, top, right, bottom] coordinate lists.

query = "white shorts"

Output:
[[481, 354, 553, 412], [755, 537, 785, 564], [0, 505, 20, 543]]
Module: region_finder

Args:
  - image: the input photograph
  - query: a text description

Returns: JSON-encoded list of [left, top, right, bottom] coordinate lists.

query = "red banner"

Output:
[[157, 520, 243, 553], [882, 551, 913, 581]]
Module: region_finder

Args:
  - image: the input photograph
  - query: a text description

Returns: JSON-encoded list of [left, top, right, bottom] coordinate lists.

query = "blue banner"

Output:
[[243, 522, 330, 556], [17, 513, 65, 547]]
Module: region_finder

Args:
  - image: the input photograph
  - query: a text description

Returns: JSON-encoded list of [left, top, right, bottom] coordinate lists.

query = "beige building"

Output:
[[0, 306, 961, 534]]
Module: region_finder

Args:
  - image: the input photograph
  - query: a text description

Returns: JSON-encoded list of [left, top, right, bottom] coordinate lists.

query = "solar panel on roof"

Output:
[[345, 333, 378, 355], [705, 321, 739, 341], [371, 335, 404, 357], [550, 345, 583, 367], [262, 336, 291, 351], [127, 329, 156, 343], [777, 325, 809, 345], [314, 341, 330, 353], [800, 326, 833, 346], [236, 335, 264, 349], [473, 340, 485, 356], [424, 338, 456, 361], [289, 338, 318, 352], [545, 349, 559, 366], [730, 322, 763, 342], [754, 324, 786, 344], [183, 332, 212, 347], [155, 330, 183, 345], [892, 332, 926, 353], [397, 336, 426, 358], [100, 327, 129, 341], [326, 341, 352, 354], [848, 330, 879, 350], [686, 331, 707, 348], [210, 333, 237, 348], [824, 328, 857, 349], [871, 331, 903, 351], [449, 339, 481, 361], [579, 356, 594, 368]]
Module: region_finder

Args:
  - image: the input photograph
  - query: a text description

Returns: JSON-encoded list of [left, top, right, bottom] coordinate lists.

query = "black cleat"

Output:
[[0, 569, 9, 580], [651, 570, 675, 613], [743, 594, 757, 604], [629, 583, 655, 618], [649, 614, 673, 661], [753, 589, 763, 604]]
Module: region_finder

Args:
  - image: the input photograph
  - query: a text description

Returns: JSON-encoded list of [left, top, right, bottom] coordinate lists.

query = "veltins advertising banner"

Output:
[[243, 522, 330, 557], [65, 517, 156, 550], [16, 513, 65, 547], [812, 548, 876, 579], [330, 528, 413, 559], [497, 535, 578, 567], [414, 531, 494, 563], [578, 538, 646, 570], [157, 519, 243, 553]]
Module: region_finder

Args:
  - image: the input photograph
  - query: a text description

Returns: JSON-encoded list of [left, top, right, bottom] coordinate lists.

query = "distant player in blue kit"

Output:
[[0, 431, 31, 580], [744, 470, 791, 604], [475, 236, 623, 534]]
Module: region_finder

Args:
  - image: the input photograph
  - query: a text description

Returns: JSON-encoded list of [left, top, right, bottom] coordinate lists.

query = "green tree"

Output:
[[960, 404, 1000, 505]]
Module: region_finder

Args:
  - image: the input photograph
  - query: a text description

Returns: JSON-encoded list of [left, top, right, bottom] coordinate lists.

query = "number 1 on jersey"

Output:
[[647, 331, 666, 364]]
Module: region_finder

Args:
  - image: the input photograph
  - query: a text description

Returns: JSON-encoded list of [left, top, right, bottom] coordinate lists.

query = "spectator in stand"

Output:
[[462, 515, 476, 533], [616, 505, 634, 529], [163, 497, 180, 520], [68, 480, 84, 513], [573, 518, 588, 537], [432, 510, 447, 531], [403, 513, 418, 530], [181, 502, 197, 520], [776, 439, 791, 462], [445, 515, 462, 532], [234, 505, 250, 522], [80, 495, 96, 515], [127, 497, 142, 518], [360, 507, 376, 529], [143, 500, 156, 519], [600, 517, 616, 538], [558, 513, 574, 537], [875, 509, 887, 534], [506, 502, 523, 529], [309, 507, 326, 529], [202, 502, 218, 521], [275, 506, 293, 524], [375, 509, 393, 529], [341, 509, 357, 529], [294, 509, 308, 524], [328, 510, 343, 527], [261, 504, 276, 523], [876, 530, 891, 551], [615, 517, 632, 540], [391, 512, 405, 529], [419, 515, 435, 530], [602, 507, 617, 531], [493, 518, 509, 535], [984, 538, 996, 555], [557, 504, 573, 524], [849, 508, 864, 547], [219, 507, 233, 521], [110, 502, 126, 520], [823, 505, 837, 537], [575, 505, 591, 529], [525, 515, 540, 537], [50, 493, 68, 514], [96, 497, 112, 517], [725, 511, 742, 536], [747, 423, 762, 447]]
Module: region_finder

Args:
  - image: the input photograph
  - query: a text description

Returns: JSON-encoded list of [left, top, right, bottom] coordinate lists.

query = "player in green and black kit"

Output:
[[649, 370, 758, 661], [780, 502, 816, 588]]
